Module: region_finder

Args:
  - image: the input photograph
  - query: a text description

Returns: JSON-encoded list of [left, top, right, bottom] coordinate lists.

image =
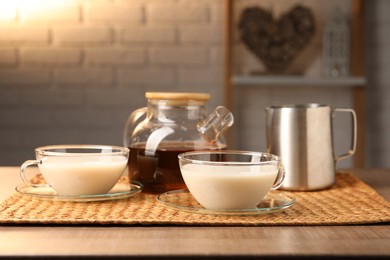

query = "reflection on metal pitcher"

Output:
[[265, 103, 357, 191]]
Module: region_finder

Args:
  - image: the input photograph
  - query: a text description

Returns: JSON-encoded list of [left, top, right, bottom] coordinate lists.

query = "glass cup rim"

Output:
[[178, 150, 281, 166], [35, 144, 129, 157]]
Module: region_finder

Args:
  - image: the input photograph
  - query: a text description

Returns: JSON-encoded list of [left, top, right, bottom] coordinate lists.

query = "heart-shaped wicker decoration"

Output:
[[238, 5, 315, 73]]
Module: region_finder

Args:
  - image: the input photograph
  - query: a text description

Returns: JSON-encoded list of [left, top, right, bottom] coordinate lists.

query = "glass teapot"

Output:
[[123, 92, 234, 193]]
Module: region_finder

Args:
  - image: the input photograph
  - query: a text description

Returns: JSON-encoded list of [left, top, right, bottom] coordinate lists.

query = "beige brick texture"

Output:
[[54, 27, 113, 45], [54, 68, 114, 85], [23, 48, 82, 66], [0, 69, 50, 84], [86, 4, 143, 22], [147, 4, 208, 22], [122, 27, 176, 44], [0, 49, 17, 66], [150, 47, 208, 65], [0, 27, 49, 43], [20, 5, 80, 22], [87, 48, 146, 66]]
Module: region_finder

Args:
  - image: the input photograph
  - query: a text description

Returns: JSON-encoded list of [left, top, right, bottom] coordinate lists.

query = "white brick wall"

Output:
[[0, 49, 17, 65], [23, 90, 84, 106], [20, 5, 80, 22], [54, 27, 114, 44], [55, 68, 114, 85], [150, 47, 209, 65], [0, 69, 50, 84], [86, 5, 143, 22], [87, 48, 146, 65], [0, 0, 223, 166], [0, 0, 389, 169], [23, 48, 82, 65], [122, 27, 176, 43], [0, 27, 49, 43], [147, 5, 209, 22], [117, 67, 175, 85]]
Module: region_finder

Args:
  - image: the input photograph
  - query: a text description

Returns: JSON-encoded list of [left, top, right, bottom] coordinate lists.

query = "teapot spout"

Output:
[[197, 106, 234, 143]]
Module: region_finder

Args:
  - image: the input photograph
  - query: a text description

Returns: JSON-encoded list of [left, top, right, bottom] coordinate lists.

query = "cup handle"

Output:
[[271, 164, 285, 190], [20, 160, 50, 188], [333, 108, 357, 162]]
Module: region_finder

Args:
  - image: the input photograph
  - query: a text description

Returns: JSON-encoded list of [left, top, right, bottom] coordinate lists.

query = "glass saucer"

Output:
[[157, 189, 296, 215], [15, 181, 143, 202]]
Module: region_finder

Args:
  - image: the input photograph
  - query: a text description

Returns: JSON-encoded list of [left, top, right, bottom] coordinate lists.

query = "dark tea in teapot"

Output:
[[128, 142, 226, 193]]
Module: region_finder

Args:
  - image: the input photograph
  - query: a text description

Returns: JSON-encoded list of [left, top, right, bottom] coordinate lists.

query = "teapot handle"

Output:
[[197, 106, 234, 143], [123, 107, 147, 147], [334, 108, 357, 162]]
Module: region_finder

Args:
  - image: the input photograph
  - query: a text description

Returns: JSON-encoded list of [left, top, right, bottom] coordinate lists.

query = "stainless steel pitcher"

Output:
[[265, 104, 357, 191]]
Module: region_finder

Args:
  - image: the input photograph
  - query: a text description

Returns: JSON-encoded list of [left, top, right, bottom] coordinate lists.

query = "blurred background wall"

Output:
[[0, 0, 388, 169]]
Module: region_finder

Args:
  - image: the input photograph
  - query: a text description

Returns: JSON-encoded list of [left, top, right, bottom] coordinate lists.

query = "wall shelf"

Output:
[[232, 75, 366, 87], [223, 0, 366, 167]]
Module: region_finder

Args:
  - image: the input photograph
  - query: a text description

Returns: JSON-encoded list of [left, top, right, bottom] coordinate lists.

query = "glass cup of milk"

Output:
[[178, 150, 285, 210], [20, 145, 129, 196]]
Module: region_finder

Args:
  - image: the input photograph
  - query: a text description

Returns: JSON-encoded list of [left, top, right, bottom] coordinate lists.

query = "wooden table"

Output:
[[0, 167, 389, 259]]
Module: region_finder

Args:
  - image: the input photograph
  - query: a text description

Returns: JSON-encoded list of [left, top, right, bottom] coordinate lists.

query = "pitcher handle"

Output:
[[334, 108, 357, 162], [123, 107, 147, 147]]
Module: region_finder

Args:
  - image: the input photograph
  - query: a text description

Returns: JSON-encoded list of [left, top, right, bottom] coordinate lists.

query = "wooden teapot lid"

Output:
[[145, 92, 210, 101]]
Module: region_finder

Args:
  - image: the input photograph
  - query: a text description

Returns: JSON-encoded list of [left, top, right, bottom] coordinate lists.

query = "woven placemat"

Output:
[[0, 173, 389, 226]]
